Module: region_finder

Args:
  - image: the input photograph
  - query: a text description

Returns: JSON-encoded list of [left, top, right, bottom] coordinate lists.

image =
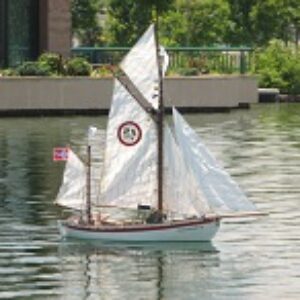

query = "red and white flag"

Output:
[[53, 147, 69, 161]]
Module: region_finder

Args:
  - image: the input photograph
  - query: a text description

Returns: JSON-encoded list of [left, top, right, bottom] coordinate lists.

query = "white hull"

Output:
[[58, 217, 220, 242]]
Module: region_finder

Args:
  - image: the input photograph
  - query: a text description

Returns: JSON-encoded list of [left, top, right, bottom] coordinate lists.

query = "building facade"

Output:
[[0, 0, 71, 68]]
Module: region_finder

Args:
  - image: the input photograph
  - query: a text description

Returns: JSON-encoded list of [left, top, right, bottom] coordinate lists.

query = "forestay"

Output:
[[172, 107, 256, 213]]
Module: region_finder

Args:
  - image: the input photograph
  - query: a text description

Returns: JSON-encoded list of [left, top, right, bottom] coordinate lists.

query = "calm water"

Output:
[[0, 103, 300, 300]]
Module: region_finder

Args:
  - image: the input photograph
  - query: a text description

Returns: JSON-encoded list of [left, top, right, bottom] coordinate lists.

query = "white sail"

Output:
[[100, 80, 157, 208], [163, 126, 210, 219], [100, 24, 167, 209], [55, 144, 102, 211], [121, 24, 160, 109], [55, 149, 86, 210], [172, 107, 256, 213]]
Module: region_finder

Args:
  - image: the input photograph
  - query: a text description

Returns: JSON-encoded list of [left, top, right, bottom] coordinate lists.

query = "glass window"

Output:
[[0, 0, 6, 67], [7, 0, 39, 67]]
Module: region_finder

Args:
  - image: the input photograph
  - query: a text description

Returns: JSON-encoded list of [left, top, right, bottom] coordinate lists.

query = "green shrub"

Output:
[[17, 61, 51, 76], [281, 55, 300, 95], [38, 52, 63, 75], [253, 40, 300, 94], [177, 67, 199, 76], [0, 68, 19, 76], [91, 65, 112, 77], [65, 57, 92, 76]]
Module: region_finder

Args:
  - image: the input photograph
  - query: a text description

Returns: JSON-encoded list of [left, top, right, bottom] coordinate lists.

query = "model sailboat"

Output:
[[55, 24, 259, 242]]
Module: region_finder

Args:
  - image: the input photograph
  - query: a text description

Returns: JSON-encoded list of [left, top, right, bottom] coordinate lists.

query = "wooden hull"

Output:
[[58, 216, 220, 242]]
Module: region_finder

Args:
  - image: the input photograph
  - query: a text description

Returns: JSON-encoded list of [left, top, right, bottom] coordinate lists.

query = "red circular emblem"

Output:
[[117, 121, 142, 146]]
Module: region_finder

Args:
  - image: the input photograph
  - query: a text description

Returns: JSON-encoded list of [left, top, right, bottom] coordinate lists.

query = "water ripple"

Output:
[[0, 104, 300, 299]]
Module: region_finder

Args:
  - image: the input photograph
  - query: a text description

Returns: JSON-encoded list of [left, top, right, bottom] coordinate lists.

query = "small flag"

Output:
[[53, 147, 69, 161]]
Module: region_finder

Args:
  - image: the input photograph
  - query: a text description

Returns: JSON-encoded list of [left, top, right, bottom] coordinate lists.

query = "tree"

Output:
[[160, 0, 231, 46], [105, 0, 174, 46], [72, 0, 103, 46], [225, 0, 257, 46], [221, 0, 299, 46], [159, 10, 188, 46], [250, 0, 300, 46], [71, 0, 299, 49]]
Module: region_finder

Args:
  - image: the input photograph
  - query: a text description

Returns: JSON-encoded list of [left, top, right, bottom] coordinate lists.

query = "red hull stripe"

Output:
[[65, 217, 220, 233]]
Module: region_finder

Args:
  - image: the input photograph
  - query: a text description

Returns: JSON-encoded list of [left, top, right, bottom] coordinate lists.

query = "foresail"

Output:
[[100, 80, 157, 208], [121, 24, 160, 109], [163, 126, 210, 219], [172, 108, 256, 213], [55, 147, 101, 211], [55, 149, 86, 210]]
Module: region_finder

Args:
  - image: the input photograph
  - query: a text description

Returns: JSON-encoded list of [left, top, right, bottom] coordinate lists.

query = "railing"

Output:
[[71, 46, 253, 74]]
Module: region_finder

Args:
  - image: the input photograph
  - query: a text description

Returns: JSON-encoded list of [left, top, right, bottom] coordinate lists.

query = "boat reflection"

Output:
[[60, 238, 219, 253], [57, 239, 220, 300]]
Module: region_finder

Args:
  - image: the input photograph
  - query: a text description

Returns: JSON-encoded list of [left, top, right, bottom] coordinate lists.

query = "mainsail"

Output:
[[172, 107, 256, 213], [100, 25, 160, 209], [100, 80, 158, 208], [100, 24, 212, 218], [100, 24, 217, 218]]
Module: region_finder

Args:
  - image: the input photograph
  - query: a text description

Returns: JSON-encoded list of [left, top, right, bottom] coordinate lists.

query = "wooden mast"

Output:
[[154, 23, 164, 214], [86, 144, 92, 224]]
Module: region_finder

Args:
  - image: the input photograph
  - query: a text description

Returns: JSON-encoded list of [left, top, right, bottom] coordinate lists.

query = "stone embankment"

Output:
[[0, 75, 258, 116]]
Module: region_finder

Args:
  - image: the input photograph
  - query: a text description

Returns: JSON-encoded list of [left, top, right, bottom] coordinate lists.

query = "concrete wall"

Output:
[[164, 75, 257, 108], [0, 76, 257, 114]]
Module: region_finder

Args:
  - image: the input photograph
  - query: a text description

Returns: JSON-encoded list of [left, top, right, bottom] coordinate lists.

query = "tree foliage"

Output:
[[224, 0, 257, 45], [171, 0, 231, 46], [253, 40, 300, 94], [71, 0, 299, 47], [71, 0, 103, 46], [250, 0, 300, 45], [159, 10, 188, 46], [104, 0, 151, 46], [105, 0, 174, 46]]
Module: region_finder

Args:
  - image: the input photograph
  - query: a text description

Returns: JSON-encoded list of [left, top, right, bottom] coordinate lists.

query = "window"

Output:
[[0, 0, 6, 67], [0, 0, 39, 68]]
